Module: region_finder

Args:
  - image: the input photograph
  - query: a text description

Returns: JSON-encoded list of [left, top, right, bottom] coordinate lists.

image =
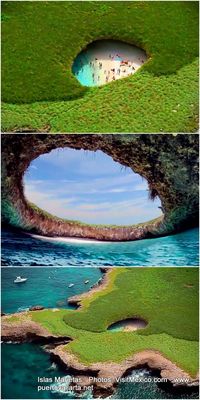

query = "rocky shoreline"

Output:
[[1, 268, 199, 397], [67, 268, 112, 308], [2, 314, 198, 397], [50, 346, 199, 397], [1, 312, 71, 345]]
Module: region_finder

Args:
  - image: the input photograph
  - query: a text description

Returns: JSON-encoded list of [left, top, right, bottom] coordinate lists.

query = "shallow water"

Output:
[[108, 318, 147, 332], [1, 343, 81, 399], [1, 228, 199, 266], [1, 267, 102, 314]]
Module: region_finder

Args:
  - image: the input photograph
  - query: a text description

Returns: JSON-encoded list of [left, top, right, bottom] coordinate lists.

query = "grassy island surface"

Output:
[[2, 1, 199, 132], [5, 268, 199, 377]]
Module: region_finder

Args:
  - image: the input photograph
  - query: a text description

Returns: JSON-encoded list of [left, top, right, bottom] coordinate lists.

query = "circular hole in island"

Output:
[[72, 39, 147, 87], [108, 317, 148, 332]]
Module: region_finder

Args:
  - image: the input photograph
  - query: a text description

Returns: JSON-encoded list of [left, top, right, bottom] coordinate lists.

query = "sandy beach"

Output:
[[26, 232, 111, 244], [73, 40, 147, 86]]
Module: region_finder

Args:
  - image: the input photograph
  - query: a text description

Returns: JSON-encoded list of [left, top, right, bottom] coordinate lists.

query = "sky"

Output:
[[24, 148, 161, 225]]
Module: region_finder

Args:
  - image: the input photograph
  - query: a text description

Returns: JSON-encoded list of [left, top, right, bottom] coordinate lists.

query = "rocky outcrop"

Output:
[[29, 305, 45, 311], [2, 134, 199, 241], [1, 313, 71, 344], [49, 346, 199, 397], [68, 269, 111, 308], [2, 313, 198, 396]]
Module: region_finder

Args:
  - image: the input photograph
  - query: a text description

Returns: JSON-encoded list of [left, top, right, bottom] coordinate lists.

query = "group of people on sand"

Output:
[[76, 52, 145, 85], [88, 53, 144, 84]]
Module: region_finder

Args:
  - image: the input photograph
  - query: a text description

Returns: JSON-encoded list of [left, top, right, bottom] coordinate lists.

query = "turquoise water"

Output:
[[72, 39, 147, 87], [107, 318, 147, 332], [2, 228, 199, 266], [2, 268, 198, 399], [2, 344, 198, 399], [1, 343, 88, 399], [72, 52, 93, 86], [1, 267, 102, 314]]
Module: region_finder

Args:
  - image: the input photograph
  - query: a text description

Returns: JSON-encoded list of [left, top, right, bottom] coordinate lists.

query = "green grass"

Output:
[[26, 268, 199, 376], [2, 1, 199, 132], [68, 333, 199, 377], [62, 269, 199, 341]]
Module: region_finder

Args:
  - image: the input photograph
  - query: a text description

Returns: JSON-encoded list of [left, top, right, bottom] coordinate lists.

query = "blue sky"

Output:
[[24, 148, 161, 225]]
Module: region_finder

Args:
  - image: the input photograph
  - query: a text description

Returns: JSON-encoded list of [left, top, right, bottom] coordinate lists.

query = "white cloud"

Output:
[[35, 148, 124, 177], [24, 173, 148, 197], [23, 148, 161, 225]]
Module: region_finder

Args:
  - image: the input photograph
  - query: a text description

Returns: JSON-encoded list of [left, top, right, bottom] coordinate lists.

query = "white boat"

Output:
[[84, 280, 89, 284], [68, 283, 74, 288], [14, 276, 27, 284]]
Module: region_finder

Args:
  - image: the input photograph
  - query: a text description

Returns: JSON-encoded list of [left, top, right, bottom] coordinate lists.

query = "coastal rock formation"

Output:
[[50, 345, 199, 395], [29, 305, 45, 311], [2, 134, 199, 241], [1, 265, 199, 397], [2, 313, 71, 344], [68, 269, 111, 308], [1, 315, 198, 396]]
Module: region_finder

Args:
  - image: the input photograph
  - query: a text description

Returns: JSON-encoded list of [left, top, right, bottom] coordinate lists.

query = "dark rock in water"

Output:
[[99, 267, 108, 273], [67, 298, 81, 307], [29, 305, 45, 311], [1, 312, 6, 316]]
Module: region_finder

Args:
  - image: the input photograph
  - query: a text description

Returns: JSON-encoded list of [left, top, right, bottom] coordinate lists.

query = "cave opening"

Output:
[[23, 147, 161, 226], [72, 39, 147, 87], [107, 317, 148, 332]]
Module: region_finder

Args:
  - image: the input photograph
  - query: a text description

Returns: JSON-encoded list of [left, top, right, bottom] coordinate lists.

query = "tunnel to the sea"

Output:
[[1, 134, 199, 241]]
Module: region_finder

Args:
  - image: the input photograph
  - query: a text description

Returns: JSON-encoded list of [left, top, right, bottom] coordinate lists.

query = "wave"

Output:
[[25, 232, 111, 244], [17, 306, 30, 312]]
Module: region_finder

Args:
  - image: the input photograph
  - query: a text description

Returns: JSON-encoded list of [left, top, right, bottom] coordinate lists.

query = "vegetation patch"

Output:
[[2, 1, 199, 132], [28, 268, 199, 376]]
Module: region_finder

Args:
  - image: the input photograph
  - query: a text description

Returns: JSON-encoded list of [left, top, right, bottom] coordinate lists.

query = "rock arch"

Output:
[[2, 134, 198, 241]]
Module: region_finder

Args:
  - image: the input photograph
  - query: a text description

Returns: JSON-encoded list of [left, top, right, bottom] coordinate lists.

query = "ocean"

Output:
[[1, 228, 199, 267], [2, 344, 198, 399]]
